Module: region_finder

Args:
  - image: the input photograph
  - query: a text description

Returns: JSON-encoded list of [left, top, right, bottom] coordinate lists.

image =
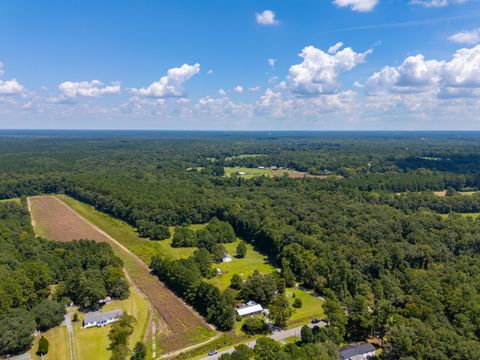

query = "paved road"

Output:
[[200, 321, 327, 360]]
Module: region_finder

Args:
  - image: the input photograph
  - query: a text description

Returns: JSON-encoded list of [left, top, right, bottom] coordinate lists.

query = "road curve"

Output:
[[199, 321, 327, 360]]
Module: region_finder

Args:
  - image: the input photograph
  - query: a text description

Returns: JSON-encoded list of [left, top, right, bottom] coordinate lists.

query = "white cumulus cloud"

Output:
[[449, 29, 480, 45], [366, 45, 480, 98], [333, 0, 379, 12], [288, 43, 372, 95], [256, 10, 279, 25], [410, 0, 467, 7], [0, 62, 4, 77], [218, 89, 227, 97], [132, 63, 200, 98], [234, 86, 244, 93], [443, 45, 480, 88], [0, 79, 26, 96], [58, 80, 121, 98]]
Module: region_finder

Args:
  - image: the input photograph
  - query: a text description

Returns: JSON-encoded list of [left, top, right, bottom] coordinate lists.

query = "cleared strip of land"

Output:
[[28, 195, 213, 353]]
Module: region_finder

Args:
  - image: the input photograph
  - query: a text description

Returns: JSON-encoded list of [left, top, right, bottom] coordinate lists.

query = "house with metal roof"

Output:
[[339, 342, 375, 360], [236, 301, 264, 317], [83, 309, 123, 328]]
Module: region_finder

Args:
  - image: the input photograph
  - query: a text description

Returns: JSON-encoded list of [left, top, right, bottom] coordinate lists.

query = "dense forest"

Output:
[[1, 131, 480, 359], [0, 200, 129, 356]]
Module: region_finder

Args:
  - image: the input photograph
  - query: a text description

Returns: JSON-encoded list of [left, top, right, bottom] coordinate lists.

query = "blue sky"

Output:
[[0, 0, 480, 130]]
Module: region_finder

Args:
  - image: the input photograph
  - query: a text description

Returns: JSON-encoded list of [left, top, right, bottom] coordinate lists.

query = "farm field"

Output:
[[207, 240, 278, 291], [28, 195, 214, 355], [57, 194, 200, 262], [29, 324, 70, 360]]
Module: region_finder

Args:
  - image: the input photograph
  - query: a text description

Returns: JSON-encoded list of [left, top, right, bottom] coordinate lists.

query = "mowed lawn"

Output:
[[56, 194, 199, 263], [207, 240, 278, 291], [73, 286, 150, 360], [285, 288, 325, 327], [30, 325, 70, 360]]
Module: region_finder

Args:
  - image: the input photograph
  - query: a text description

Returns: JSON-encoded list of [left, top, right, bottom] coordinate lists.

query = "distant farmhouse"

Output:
[[339, 342, 375, 360], [236, 301, 264, 317], [83, 309, 122, 328], [222, 254, 233, 262]]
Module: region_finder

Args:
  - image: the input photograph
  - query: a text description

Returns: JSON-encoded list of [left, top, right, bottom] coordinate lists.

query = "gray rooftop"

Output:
[[84, 309, 122, 324], [339, 342, 375, 359]]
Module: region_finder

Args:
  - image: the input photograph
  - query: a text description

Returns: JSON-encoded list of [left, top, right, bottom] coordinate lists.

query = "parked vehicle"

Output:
[[208, 350, 218, 356]]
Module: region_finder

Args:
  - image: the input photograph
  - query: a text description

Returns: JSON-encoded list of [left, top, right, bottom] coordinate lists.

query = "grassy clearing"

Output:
[[285, 288, 325, 327], [224, 154, 266, 161], [29, 325, 70, 360], [434, 190, 479, 197], [72, 286, 150, 360], [0, 197, 20, 204], [440, 212, 480, 219], [224, 167, 291, 179], [207, 240, 278, 291]]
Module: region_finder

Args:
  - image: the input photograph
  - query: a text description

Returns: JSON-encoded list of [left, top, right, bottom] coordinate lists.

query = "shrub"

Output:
[[242, 316, 270, 335], [293, 298, 302, 308], [37, 336, 49, 356]]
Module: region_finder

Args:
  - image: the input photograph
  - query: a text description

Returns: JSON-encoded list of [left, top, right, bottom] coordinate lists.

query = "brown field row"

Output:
[[28, 196, 211, 353]]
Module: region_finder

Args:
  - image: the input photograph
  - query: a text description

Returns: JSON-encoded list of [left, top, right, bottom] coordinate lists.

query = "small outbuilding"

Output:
[[339, 342, 375, 360], [83, 309, 123, 328], [222, 254, 233, 262]]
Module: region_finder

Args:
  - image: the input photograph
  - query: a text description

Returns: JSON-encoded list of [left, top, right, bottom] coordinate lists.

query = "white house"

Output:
[[236, 301, 264, 317], [339, 342, 375, 360], [222, 254, 232, 262], [238, 172, 246, 176], [83, 309, 123, 328]]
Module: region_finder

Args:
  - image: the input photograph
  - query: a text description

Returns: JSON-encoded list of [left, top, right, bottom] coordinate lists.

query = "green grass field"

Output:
[[224, 167, 294, 179], [56, 195, 199, 263], [206, 240, 278, 291], [224, 154, 266, 161], [73, 285, 150, 360], [440, 212, 480, 219], [0, 197, 20, 204], [285, 288, 325, 327], [30, 325, 70, 360]]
